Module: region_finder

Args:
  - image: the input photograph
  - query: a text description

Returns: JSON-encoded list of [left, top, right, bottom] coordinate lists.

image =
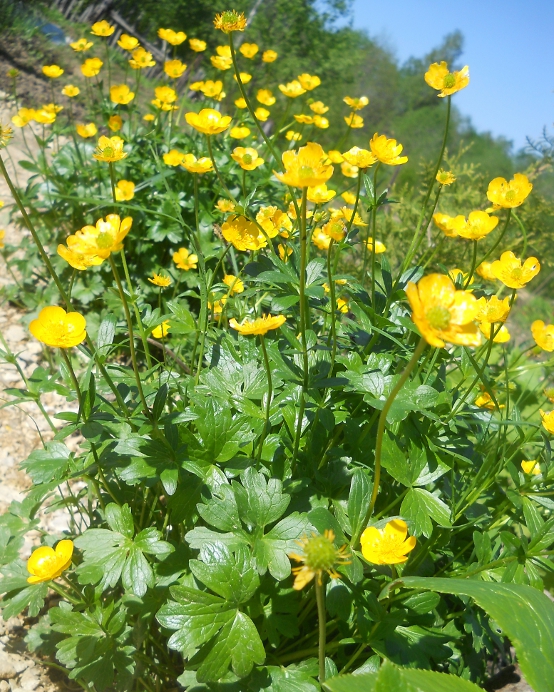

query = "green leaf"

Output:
[[401, 576, 554, 692], [348, 470, 372, 539], [105, 504, 134, 538], [20, 441, 72, 484], [97, 314, 117, 354], [254, 513, 310, 580], [401, 488, 451, 537], [234, 468, 290, 528], [0, 561, 48, 618], [190, 543, 259, 605]]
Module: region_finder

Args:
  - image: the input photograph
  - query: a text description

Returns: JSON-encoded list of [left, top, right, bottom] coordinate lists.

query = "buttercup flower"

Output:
[[487, 173, 532, 208], [312, 228, 331, 251], [182, 154, 213, 174], [310, 101, 329, 114], [286, 130, 302, 141], [540, 410, 554, 434], [313, 115, 329, 129], [163, 149, 184, 166], [201, 80, 225, 100], [93, 136, 128, 162], [240, 42, 259, 58], [360, 519, 416, 565], [149, 274, 171, 288], [81, 58, 103, 77], [342, 146, 377, 169], [115, 180, 135, 201], [232, 147, 264, 171], [42, 65, 64, 78], [437, 169, 456, 185], [521, 460, 541, 475], [406, 273, 480, 348], [108, 115, 123, 132], [222, 215, 265, 251], [235, 97, 247, 109], [189, 38, 207, 52], [278, 243, 292, 262], [256, 207, 292, 238], [335, 298, 348, 314], [474, 296, 511, 323], [531, 320, 554, 352], [322, 218, 347, 241], [185, 109, 232, 135], [307, 184, 336, 204], [190, 81, 205, 91], [298, 73, 321, 90], [449, 211, 498, 241], [214, 10, 247, 33], [448, 268, 474, 288], [288, 530, 350, 590], [158, 28, 186, 45], [230, 314, 286, 336], [43, 103, 63, 115], [11, 108, 35, 128], [117, 34, 139, 51], [129, 48, 156, 69], [70, 38, 93, 51], [366, 239, 386, 253], [152, 86, 178, 110], [479, 322, 510, 343], [91, 20, 115, 37], [433, 212, 457, 237], [216, 199, 236, 213], [327, 150, 344, 164], [475, 391, 503, 410], [223, 274, 244, 294], [164, 60, 187, 79], [323, 279, 347, 293], [255, 107, 270, 122], [274, 142, 333, 188], [152, 321, 171, 339], [262, 49, 278, 62], [58, 215, 132, 269], [209, 298, 227, 316], [0, 124, 13, 148], [211, 55, 232, 70], [173, 247, 198, 271], [341, 161, 358, 178], [425, 61, 470, 97], [27, 540, 73, 584], [343, 95, 369, 111], [477, 261, 496, 281], [344, 113, 363, 128], [143, 114, 155, 122], [490, 251, 540, 289], [62, 84, 80, 98], [342, 191, 356, 205], [335, 207, 367, 227], [29, 307, 86, 348], [279, 81, 306, 98], [230, 125, 250, 139], [0, 229, 4, 249], [257, 89, 276, 106], [34, 109, 56, 125], [110, 84, 135, 105], [296, 114, 316, 125], [76, 122, 98, 138], [370, 133, 408, 165]]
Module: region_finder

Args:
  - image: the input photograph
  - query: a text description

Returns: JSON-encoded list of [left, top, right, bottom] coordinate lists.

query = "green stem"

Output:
[[257, 335, 273, 465], [465, 240, 478, 288], [206, 135, 236, 203], [368, 163, 380, 302], [477, 209, 512, 267], [60, 349, 83, 416], [326, 240, 337, 371], [315, 577, 327, 684]]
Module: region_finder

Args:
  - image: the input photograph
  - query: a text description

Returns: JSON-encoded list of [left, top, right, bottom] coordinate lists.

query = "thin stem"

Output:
[[326, 240, 337, 371], [465, 240, 478, 288], [257, 335, 273, 465], [206, 135, 236, 202], [369, 163, 380, 302], [477, 209, 512, 267], [315, 578, 327, 684], [60, 349, 83, 415]]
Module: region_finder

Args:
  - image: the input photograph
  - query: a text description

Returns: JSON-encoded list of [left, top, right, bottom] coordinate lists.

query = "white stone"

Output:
[[0, 654, 16, 680]]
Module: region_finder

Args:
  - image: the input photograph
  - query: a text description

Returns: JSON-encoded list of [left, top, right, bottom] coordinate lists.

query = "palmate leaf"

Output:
[[0, 560, 48, 619]]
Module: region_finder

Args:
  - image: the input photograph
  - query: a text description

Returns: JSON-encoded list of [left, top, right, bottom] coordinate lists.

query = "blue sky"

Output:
[[350, 0, 554, 151]]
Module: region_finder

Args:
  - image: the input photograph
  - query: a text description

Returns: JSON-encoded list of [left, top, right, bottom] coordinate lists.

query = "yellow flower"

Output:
[[449, 211, 499, 241], [288, 530, 350, 590], [294, 114, 314, 125], [189, 38, 207, 52], [521, 460, 541, 475], [27, 540, 73, 584], [230, 125, 251, 139], [209, 298, 227, 316], [344, 113, 364, 128], [182, 153, 213, 174], [341, 191, 356, 205], [42, 65, 64, 78], [232, 147, 264, 171], [222, 215, 265, 251], [110, 84, 135, 105], [313, 115, 329, 129], [286, 130, 302, 141], [29, 307, 86, 349], [235, 97, 247, 109], [0, 229, 4, 248], [448, 268, 474, 288], [278, 243, 292, 262], [108, 115, 123, 132], [163, 149, 185, 166], [323, 279, 347, 293], [532, 320, 554, 352], [223, 274, 244, 294], [257, 89, 276, 106], [341, 161, 358, 178], [255, 107, 271, 122], [230, 314, 286, 336], [540, 410, 554, 434], [262, 49, 278, 62], [475, 391, 503, 410], [256, 207, 292, 238], [211, 55, 232, 70], [342, 146, 377, 169], [11, 108, 35, 128], [366, 239, 386, 253], [436, 169, 456, 185], [199, 80, 225, 101], [425, 61, 470, 97], [93, 135, 128, 163], [487, 173, 532, 208], [43, 103, 63, 115], [115, 180, 135, 201], [297, 73, 321, 90], [70, 38, 93, 51], [327, 150, 344, 164], [62, 85, 80, 98], [279, 81, 306, 98], [216, 199, 236, 213], [476, 261, 496, 281], [158, 28, 186, 45], [76, 122, 98, 138], [143, 114, 155, 122], [240, 42, 259, 58], [164, 59, 187, 79], [149, 274, 171, 287], [0, 124, 13, 148], [336, 298, 349, 314], [360, 519, 416, 565], [152, 86, 178, 111], [214, 10, 247, 33], [129, 47, 156, 69], [307, 184, 336, 204], [312, 228, 331, 251], [81, 57, 103, 77], [152, 321, 171, 338], [474, 296, 511, 323], [117, 34, 139, 51], [322, 218, 347, 241], [335, 207, 367, 227], [34, 109, 56, 125], [58, 215, 133, 269], [370, 133, 408, 165], [406, 273, 480, 348], [173, 247, 198, 271], [274, 141, 334, 189], [479, 322, 510, 343], [190, 81, 205, 91], [433, 212, 457, 237], [490, 251, 540, 289], [91, 20, 115, 37], [310, 101, 329, 114], [185, 108, 232, 135], [343, 95, 369, 111]]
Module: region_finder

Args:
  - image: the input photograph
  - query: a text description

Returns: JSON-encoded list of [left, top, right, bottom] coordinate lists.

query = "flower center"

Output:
[[242, 154, 253, 164], [505, 189, 516, 201], [443, 73, 456, 89], [298, 165, 315, 180], [426, 305, 451, 330], [96, 231, 113, 249], [102, 146, 113, 157], [304, 535, 337, 572]]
